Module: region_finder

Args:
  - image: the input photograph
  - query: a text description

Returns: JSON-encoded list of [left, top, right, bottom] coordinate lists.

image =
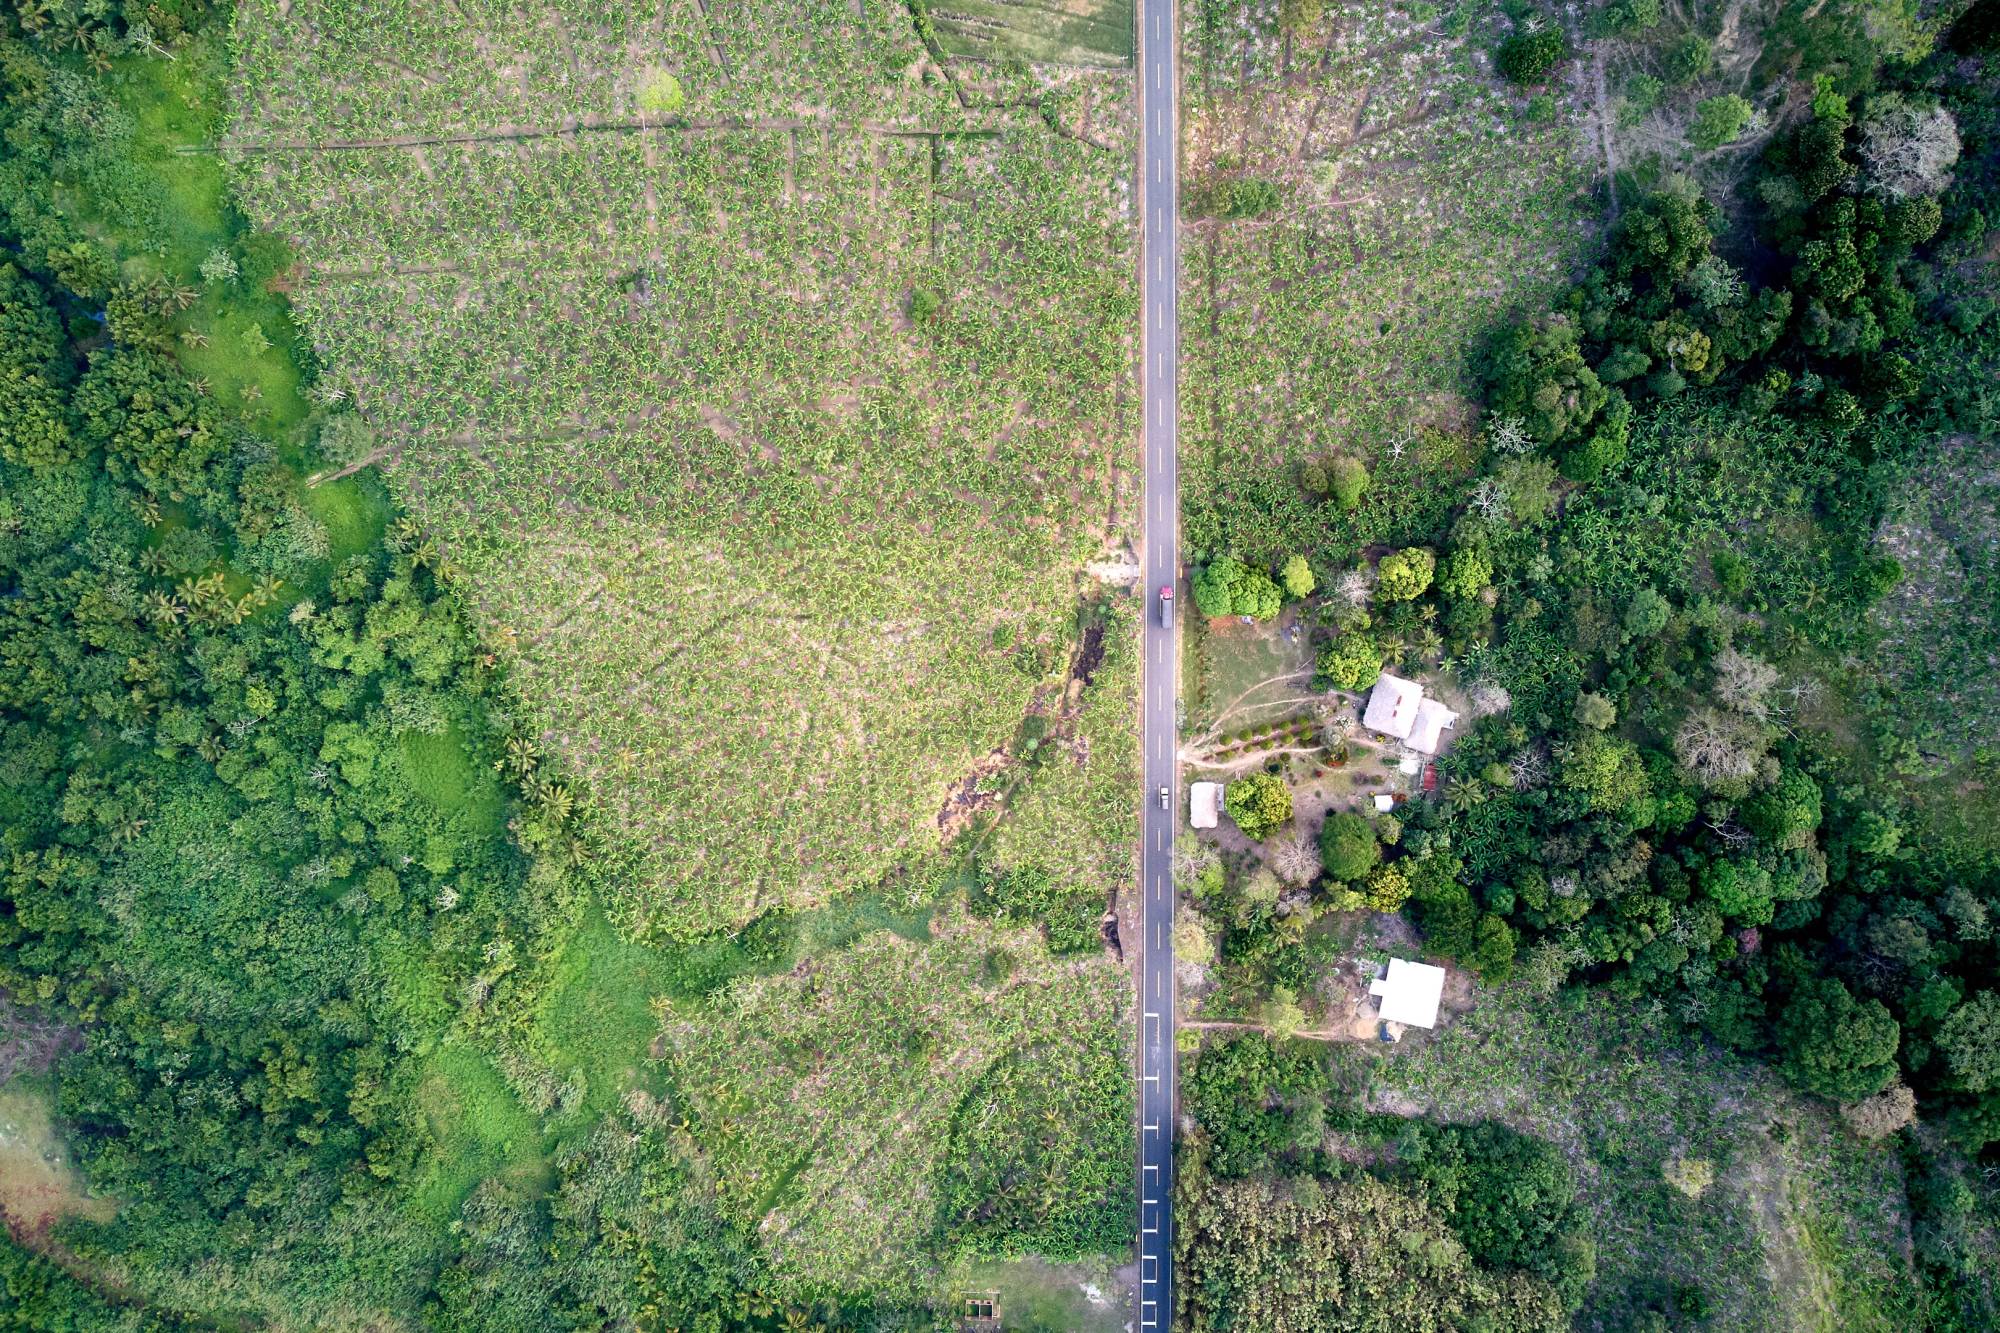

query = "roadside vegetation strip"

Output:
[[232, 0, 1142, 940]]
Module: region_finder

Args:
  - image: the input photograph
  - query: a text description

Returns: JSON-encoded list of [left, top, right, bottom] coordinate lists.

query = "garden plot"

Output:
[[1180, 0, 1596, 556], [228, 1, 1139, 940], [655, 911, 1131, 1298]]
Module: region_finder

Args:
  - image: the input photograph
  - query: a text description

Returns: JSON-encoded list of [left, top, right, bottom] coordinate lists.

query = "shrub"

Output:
[[1593, 0, 1662, 35], [1316, 633, 1384, 691], [1664, 33, 1713, 85], [1328, 455, 1370, 509], [1497, 27, 1569, 84], [1319, 812, 1380, 882], [1840, 1084, 1917, 1140], [1376, 547, 1436, 602], [1690, 94, 1755, 150], [638, 70, 687, 116], [1777, 977, 1901, 1102], [1226, 773, 1294, 840], [1193, 555, 1282, 620]]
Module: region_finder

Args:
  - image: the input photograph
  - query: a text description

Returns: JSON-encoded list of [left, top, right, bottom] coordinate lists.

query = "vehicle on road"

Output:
[[1158, 785, 1169, 810], [1158, 584, 1174, 628]]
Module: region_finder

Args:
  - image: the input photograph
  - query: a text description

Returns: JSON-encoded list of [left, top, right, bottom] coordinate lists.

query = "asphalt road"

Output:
[[1135, 1, 1178, 1328]]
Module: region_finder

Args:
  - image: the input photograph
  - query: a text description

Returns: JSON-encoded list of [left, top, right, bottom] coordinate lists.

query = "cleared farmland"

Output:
[[1180, 0, 1596, 558], [228, 0, 1140, 940]]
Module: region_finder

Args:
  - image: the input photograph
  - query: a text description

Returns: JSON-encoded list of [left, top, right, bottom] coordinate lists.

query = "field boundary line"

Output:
[[208, 117, 1005, 156]]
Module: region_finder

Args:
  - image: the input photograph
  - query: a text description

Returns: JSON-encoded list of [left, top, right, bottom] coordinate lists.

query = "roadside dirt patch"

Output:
[[937, 748, 1011, 835], [0, 1084, 114, 1243]]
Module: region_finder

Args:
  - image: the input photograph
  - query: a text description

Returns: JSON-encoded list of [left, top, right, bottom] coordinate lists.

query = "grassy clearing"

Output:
[[1180, 0, 1594, 557], [950, 1255, 1131, 1331], [1371, 988, 1921, 1331], [1187, 614, 1314, 734], [527, 908, 678, 1129], [0, 1079, 115, 1239], [302, 471, 393, 565], [408, 1046, 549, 1224], [1862, 430, 2000, 844], [230, 0, 1140, 941], [398, 720, 508, 835]]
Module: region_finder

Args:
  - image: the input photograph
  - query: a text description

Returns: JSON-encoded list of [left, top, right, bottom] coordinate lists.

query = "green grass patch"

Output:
[[303, 473, 393, 566], [1191, 617, 1314, 734], [175, 296, 310, 433], [950, 1257, 1129, 1332], [408, 1046, 548, 1223], [927, 0, 1134, 66], [530, 908, 682, 1129], [399, 721, 505, 831]]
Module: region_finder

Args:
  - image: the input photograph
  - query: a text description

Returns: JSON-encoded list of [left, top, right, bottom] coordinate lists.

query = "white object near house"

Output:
[[1372, 792, 1396, 813], [1369, 958, 1447, 1029], [1189, 781, 1222, 830], [1362, 672, 1459, 756]]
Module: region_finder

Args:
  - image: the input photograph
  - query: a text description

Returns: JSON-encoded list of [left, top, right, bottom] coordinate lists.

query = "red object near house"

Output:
[[1420, 763, 1438, 793]]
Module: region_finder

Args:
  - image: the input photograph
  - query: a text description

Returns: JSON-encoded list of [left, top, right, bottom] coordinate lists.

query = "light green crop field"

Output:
[[929, 0, 1134, 66], [1179, 0, 1596, 558], [228, 0, 1140, 941], [656, 910, 1132, 1299]]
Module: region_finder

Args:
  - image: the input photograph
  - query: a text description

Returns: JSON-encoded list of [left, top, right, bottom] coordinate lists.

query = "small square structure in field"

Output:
[[1189, 781, 1222, 829], [1369, 959, 1446, 1030]]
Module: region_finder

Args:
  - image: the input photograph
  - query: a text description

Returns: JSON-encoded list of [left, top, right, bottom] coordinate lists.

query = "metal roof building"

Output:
[[1188, 781, 1222, 829], [1369, 958, 1447, 1029], [1362, 672, 1459, 756]]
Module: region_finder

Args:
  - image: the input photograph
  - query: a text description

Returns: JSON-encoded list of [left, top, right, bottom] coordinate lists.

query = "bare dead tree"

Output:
[[1266, 833, 1321, 888], [1675, 706, 1765, 787], [1712, 647, 1780, 719], [1858, 96, 1961, 198]]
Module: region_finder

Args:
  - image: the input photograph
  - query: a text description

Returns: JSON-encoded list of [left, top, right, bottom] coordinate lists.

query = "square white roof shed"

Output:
[[1369, 958, 1447, 1029], [1189, 781, 1222, 830]]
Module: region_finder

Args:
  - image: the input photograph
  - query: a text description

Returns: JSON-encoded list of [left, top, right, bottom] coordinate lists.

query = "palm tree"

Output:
[[15, 2, 55, 37], [143, 590, 183, 627], [1445, 778, 1491, 815], [502, 735, 539, 777]]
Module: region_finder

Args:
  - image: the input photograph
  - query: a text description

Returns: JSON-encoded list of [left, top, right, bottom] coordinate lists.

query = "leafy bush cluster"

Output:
[[1175, 1034, 1591, 1330]]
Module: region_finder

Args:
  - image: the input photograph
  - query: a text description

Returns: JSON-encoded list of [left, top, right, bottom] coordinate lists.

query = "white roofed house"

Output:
[[1362, 671, 1422, 739], [1189, 781, 1222, 830], [1362, 672, 1458, 756], [1406, 698, 1458, 755], [1369, 958, 1447, 1031]]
